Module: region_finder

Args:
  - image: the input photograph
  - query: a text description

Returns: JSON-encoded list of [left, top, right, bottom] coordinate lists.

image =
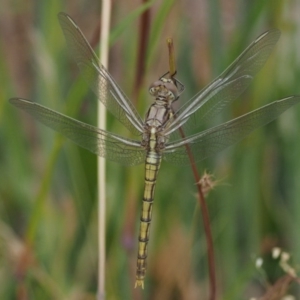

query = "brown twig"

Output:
[[133, 0, 151, 105], [179, 128, 217, 300], [168, 42, 216, 299]]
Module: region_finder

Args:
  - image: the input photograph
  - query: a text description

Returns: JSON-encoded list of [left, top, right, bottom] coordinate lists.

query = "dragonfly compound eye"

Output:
[[149, 80, 179, 100], [163, 82, 179, 100], [149, 80, 163, 96]]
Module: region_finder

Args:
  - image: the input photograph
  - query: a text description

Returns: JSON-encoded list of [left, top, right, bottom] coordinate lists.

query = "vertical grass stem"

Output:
[[98, 1, 111, 299]]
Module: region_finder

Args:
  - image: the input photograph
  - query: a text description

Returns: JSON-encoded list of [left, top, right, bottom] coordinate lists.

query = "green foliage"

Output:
[[0, 0, 299, 299]]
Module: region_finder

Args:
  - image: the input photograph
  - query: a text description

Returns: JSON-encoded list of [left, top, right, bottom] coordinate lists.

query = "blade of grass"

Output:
[[109, 0, 156, 46], [26, 76, 91, 244]]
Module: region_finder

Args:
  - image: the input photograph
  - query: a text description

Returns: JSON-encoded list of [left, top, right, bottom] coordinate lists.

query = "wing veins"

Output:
[[164, 96, 300, 165], [10, 98, 146, 166], [58, 12, 144, 135]]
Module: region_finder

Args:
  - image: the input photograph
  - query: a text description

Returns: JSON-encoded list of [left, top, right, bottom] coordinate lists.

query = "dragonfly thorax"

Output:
[[144, 98, 174, 130], [142, 93, 174, 150], [149, 77, 179, 102]]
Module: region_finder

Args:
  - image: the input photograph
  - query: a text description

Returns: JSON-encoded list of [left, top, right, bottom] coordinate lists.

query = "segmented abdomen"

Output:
[[135, 151, 162, 288]]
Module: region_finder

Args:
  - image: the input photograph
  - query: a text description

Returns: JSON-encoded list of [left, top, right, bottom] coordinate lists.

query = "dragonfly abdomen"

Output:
[[135, 149, 162, 288]]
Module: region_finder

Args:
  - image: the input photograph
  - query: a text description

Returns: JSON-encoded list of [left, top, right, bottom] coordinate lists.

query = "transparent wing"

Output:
[[10, 98, 146, 166], [164, 96, 300, 165], [58, 12, 144, 135], [165, 29, 281, 140]]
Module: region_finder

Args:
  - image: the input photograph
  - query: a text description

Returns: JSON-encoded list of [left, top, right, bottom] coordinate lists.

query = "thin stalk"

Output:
[[168, 43, 216, 300], [126, 2, 151, 294], [167, 38, 176, 77], [179, 128, 217, 300], [133, 0, 151, 105], [98, 1, 111, 299]]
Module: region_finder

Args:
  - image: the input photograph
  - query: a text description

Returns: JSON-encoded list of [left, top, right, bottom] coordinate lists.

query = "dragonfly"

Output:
[[9, 12, 300, 288]]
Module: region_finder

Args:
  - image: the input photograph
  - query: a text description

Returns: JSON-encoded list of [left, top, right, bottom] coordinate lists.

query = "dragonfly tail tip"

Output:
[[134, 280, 144, 289]]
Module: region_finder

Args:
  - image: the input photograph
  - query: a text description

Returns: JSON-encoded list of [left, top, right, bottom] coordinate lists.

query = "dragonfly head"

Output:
[[149, 78, 179, 101]]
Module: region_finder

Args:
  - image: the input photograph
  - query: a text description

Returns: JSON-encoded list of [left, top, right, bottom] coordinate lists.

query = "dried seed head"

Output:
[[196, 171, 220, 196]]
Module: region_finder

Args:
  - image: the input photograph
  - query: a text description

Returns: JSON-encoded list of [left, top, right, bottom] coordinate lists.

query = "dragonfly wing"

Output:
[[58, 12, 144, 135], [166, 29, 281, 140], [10, 98, 146, 166], [164, 96, 300, 165]]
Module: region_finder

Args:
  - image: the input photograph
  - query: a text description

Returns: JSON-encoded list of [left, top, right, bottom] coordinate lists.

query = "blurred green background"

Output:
[[1, 0, 300, 299]]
